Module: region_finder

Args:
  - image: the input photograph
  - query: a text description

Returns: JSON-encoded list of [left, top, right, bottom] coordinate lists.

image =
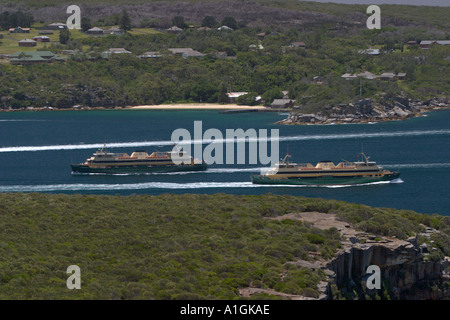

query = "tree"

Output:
[[221, 17, 237, 30], [120, 9, 132, 32], [201, 16, 217, 28], [236, 92, 258, 106], [172, 16, 188, 29], [81, 17, 91, 32], [262, 88, 283, 106], [217, 84, 229, 104], [59, 29, 70, 44]]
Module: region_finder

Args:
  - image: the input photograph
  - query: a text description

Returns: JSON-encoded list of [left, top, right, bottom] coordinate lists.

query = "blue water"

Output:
[[0, 109, 449, 215]]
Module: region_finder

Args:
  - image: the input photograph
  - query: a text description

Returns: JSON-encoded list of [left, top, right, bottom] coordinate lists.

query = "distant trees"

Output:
[[120, 9, 132, 32], [81, 17, 92, 32], [59, 29, 70, 44], [217, 84, 229, 104], [201, 16, 217, 28], [0, 11, 34, 30], [221, 16, 237, 29], [172, 16, 188, 29], [262, 88, 283, 106]]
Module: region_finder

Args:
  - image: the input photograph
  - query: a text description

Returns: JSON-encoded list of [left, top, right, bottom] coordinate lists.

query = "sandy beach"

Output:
[[127, 103, 268, 110]]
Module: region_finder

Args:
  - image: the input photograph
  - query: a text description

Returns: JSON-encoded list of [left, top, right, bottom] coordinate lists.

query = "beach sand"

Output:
[[127, 103, 268, 110]]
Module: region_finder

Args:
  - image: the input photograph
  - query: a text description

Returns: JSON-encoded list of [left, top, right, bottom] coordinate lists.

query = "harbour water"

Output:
[[0, 108, 449, 215]]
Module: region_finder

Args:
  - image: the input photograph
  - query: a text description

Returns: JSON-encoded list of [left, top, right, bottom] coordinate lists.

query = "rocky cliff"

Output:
[[276, 97, 449, 125], [240, 212, 450, 300]]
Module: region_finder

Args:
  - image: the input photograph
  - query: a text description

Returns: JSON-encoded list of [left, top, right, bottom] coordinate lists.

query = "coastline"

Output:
[[1, 103, 448, 126], [0, 103, 269, 112], [127, 103, 268, 110], [276, 105, 450, 125]]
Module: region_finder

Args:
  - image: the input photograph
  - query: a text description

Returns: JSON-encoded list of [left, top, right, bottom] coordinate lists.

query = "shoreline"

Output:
[[127, 103, 268, 110], [276, 105, 450, 125], [1, 103, 448, 126], [0, 103, 269, 112]]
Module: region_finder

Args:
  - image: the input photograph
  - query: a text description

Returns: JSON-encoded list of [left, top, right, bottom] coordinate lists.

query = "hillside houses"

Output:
[[9, 26, 30, 33], [9, 51, 65, 65], [358, 48, 380, 55], [32, 36, 50, 42], [290, 41, 306, 49], [87, 27, 105, 35], [226, 92, 248, 103], [101, 48, 132, 58], [137, 51, 163, 58], [419, 40, 450, 49], [168, 48, 205, 58], [342, 71, 406, 81], [18, 39, 37, 47], [46, 22, 67, 30], [166, 26, 183, 34]]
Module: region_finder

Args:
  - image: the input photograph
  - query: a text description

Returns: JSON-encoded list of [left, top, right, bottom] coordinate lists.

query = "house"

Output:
[[137, 51, 163, 58], [270, 99, 296, 108], [312, 76, 323, 84], [257, 32, 266, 41], [196, 27, 212, 31], [249, 44, 264, 50], [9, 51, 65, 65], [168, 48, 205, 58], [397, 73, 407, 80], [209, 51, 228, 59], [101, 48, 132, 58], [226, 92, 248, 103], [87, 27, 104, 35], [356, 71, 378, 80], [46, 22, 67, 30], [18, 39, 37, 47], [291, 41, 306, 49], [9, 26, 30, 33], [33, 36, 50, 42], [358, 48, 380, 55], [406, 40, 417, 46], [106, 27, 124, 35], [341, 73, 357, 81], [419, 40, 450, 49], [61, 49, 78, 55], [217, 26, 233, 31], [379, 72, 396, 80], [166, 26, 183, 34]]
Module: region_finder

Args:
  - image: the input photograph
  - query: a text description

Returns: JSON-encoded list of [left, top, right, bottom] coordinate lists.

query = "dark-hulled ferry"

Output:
[[251, 152, 400, 186], [71, 146, 206, 174]]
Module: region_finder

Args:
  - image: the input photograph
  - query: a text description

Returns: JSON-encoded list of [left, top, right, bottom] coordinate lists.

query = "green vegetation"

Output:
[[0, 1, 449, 109], [0, 23, 448, 110], [0, 193, 448, 299]]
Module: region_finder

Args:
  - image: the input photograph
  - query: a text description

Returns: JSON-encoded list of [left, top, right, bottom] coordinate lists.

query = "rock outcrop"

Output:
[[242, 212, 450, 300], [276, 97, 449, 125]]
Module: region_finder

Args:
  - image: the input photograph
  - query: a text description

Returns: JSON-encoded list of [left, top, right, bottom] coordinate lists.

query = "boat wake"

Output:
[[0, 179, 402, 192], [382, 163, 450, 169], [1, 129, 449, 153]]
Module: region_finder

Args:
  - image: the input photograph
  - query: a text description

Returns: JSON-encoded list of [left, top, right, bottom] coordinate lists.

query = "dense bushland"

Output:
[[0, 192, 448, 299]]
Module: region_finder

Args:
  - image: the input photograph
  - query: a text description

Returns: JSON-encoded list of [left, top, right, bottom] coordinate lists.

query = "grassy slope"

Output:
[[0, 192, 448, 299]]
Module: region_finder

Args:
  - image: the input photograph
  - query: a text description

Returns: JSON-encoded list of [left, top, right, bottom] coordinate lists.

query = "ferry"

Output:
[[71, 146, 207, 174], [251, 152, 400, 185]]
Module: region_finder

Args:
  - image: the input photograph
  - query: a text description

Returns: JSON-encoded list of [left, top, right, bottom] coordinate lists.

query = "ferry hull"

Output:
[[71, 163, 207, 174], [251, 172, 400, 185]]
